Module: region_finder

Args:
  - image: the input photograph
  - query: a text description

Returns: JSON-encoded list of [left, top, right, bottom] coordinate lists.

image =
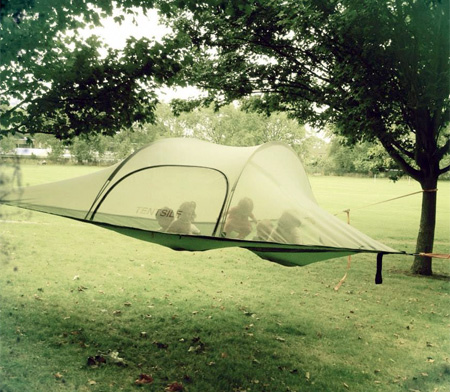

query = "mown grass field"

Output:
[[1, 164, 449, 392]]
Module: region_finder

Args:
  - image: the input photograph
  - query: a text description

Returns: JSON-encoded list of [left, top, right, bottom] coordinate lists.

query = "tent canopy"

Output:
[[1, 138, 401, 266]]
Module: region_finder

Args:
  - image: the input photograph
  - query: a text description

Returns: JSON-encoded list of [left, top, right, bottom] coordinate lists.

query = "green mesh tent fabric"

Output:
[[1, 138, 402, 267]]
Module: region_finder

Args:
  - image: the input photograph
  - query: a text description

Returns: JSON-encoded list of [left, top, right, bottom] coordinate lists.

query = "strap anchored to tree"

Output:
[[335, 189, 438, 217], [418, 253, 450, 259]]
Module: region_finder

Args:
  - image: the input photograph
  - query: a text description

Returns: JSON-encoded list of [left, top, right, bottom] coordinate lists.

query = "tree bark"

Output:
[[411, 177, 438, 275]]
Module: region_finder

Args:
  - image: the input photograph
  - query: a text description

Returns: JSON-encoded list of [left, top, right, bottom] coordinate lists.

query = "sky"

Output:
[[80, 9, 202, 102], [84, 9, 167, 50], [79, 8, 326, 139]]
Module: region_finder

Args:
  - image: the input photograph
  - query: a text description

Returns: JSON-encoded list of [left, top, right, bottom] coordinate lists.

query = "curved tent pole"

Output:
[[84, 145, 147, 220], [89, 165, 230, 230], [213, 141, 300, 237]]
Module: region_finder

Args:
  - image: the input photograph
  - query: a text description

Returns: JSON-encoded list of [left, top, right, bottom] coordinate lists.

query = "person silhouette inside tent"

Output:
[[252, 219, 274, 241], [269, 210, 302, 244], [301, 215, 325, 245], [166, 201, 201, 235], [223, 197, 258, 239], [155, 207, 175, 231]]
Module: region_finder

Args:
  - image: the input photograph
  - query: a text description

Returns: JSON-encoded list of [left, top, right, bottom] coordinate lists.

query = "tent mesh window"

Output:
[[92, 166, 228, 236]]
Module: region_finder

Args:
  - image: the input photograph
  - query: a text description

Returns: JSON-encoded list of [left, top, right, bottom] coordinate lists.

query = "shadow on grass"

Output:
[[389, 268, 450, 281], [1, 293, 384, 392]]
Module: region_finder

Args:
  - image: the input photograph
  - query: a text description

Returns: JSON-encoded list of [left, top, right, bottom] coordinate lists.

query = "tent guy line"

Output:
[[334, 189, 437, 217]]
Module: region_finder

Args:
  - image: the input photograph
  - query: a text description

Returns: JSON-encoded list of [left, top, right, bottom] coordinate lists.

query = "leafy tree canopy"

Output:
[[156, 0, 450, 186], [0, 0, 185, 138]]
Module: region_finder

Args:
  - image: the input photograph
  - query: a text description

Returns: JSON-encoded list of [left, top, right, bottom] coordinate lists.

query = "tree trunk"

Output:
[[411, 177, 438, 275]]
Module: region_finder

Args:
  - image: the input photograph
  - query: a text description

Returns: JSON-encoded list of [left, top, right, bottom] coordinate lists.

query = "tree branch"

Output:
[[436, 137, 450, 161], [244, 33, 333, 86], [439, 164, 450, 175], [3, 97, 30, 116], [390, 137, 415, 160], [378, 133, 422, 181]]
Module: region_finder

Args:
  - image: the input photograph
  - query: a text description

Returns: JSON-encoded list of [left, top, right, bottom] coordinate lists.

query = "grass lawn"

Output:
[[1, 164, 449, 392]]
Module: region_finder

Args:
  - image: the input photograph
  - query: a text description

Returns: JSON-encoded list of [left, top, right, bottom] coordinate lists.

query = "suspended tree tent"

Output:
[[1, 138, 402, 270]]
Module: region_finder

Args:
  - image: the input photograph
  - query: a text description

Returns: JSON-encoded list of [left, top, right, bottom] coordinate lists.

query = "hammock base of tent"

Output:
[[93, 222, 388, 267]]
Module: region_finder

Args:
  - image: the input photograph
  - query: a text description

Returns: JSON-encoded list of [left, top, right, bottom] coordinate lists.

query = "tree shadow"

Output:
[[389, 268, 450, 281]]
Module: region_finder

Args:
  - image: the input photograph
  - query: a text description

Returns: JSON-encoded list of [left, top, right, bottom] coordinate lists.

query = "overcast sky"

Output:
[[78, 8, 325, 139], [80, 9, 201, 102], [84, 9, 167, 49]]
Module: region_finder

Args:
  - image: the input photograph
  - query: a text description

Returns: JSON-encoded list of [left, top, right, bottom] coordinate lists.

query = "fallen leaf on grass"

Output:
[[153, 341, 169, 349], [88, 380, 97, 385], [275, 336, 286, 342], [54, 372, 63, 379], [87, 355, 106, 367], [188, 344, 204, 353], [108, 351, 127, 366], [165, 382, 184, 391], [135, 374, 154, 385], [188, 337, 205, 353]]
